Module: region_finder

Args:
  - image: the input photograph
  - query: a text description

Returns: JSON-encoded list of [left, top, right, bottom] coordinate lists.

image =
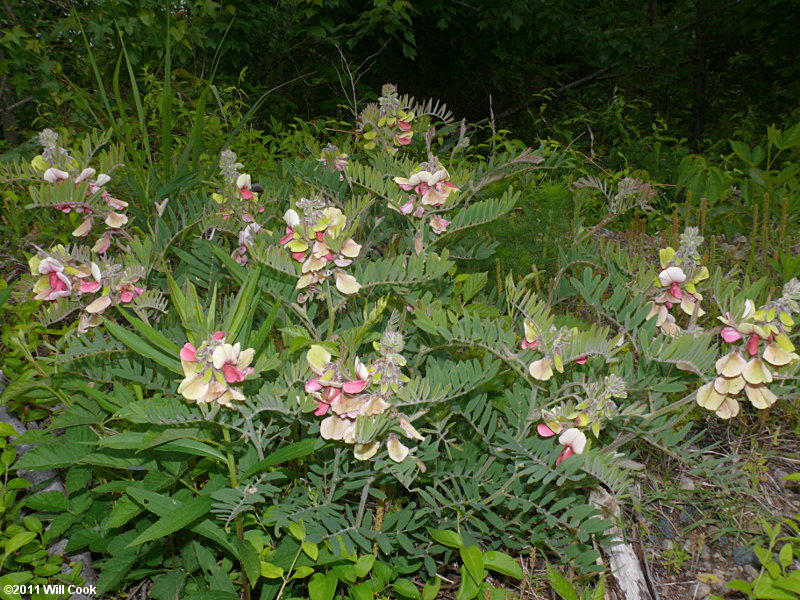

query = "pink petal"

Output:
[[80, 280, 102, 293], [574, 355, 588, 365], [316, 231, 325, 242], [279, 231, 294, 245], [305, 378, 323, 392], [314, 402, 330, 416], [240, 189, 254, 200], [398, 121, 412, 131], [343, 380, 368, 394], [721, 327, 742, 343], [747, 334, 760, 356], [522, 339, 538, 350], [180, 343, 197, 362], [292, 251, 306, 262], [556, 447, 573, 466], [398, 183, 414, 191], [537, 424, 557, 437], [213, 331, 226, 340], [223, 363, 246, 383], [669, 282, 682, 299]]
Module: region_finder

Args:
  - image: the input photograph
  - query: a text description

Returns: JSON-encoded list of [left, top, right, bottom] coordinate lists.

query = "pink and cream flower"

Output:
[[178, 332, 255, 408]]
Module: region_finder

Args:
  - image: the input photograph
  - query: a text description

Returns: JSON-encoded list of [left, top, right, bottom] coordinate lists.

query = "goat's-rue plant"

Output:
[[698, 278, 800, 418], [178, 331, 255, 408], [648, 227, 709, 335]]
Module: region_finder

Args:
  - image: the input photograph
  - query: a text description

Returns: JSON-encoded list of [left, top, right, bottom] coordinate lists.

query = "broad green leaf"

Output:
[[455, 565, 480, 600], [354, 554, 374, 577], [460, 545, 484, 584], [129, 495, 212, 546], [309, 572, 338, 600], [393, 579, 421, 600], [242, 438, 321, 478], [422, 576, 441, 600], [125, 488, 236, 556], [483, 551, 523, 579], [426, 527, 463, 548], [260, 562, 283, 578], [5, 531, 36, 554], [235, 538, 261, 587], [302, 541, 319, 561], [103, 318, 182, 374]]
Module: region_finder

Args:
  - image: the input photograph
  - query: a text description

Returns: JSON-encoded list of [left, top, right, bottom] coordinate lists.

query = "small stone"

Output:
[[733, 546, 761, 568], [655, 516, 676, 539], [680, 476, 695, 490], [743, 564, 760, 579], [695, 582, 711, 598]]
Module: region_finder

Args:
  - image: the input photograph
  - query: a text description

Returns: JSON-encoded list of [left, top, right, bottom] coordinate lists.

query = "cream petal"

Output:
[[387, 434, 410, 462], [354, 441, 380, 460], [236, 173, 251, 189], [85, 295, 113, 314], [696, 382, 726, 411], [340, 238, 362, 258], [658, 266, 686, 286], [180, 374, 210, 401], [715, 397, 740, 419], [237, 347, 255, 369], [763, 343, 797, 367], [559, 428, 587, 454], [744, 384, 778, 409], [742, 358, 773, 385], [282, 209, 299, 228], [529, 357, 553, 381], [307, 345, 331, 373], [335, 271, 361, 295], [715, 352, 747, 377], [72, 218, 92, 237], [105, 212, 128, 228]]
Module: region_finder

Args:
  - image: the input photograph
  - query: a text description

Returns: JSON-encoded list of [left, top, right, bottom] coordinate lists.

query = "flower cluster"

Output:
[[213, 149, 261, 207], [280, 197, 362, 299], [697, 279, 800, 418], [29, 246, 144, 332], [178, 332, 255, 408], [31, 129, 128, 252], [357, 84, 415, 153], [522, 320, 589, 381], [648, 228, 709, 335], [318, 143, 348, 175], [303, 328, 420, 463], [392, 157, 459, 235], [536, 374, 627, 465]]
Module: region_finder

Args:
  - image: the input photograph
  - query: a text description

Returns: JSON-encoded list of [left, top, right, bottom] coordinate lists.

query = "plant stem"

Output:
[[222, 426, 250, 600], [325, 280, 335, 339]]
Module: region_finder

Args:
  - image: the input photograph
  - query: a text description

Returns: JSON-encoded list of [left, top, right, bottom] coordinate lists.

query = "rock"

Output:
[[655, 516, 676, 539], [733, 546, 761, 568], [743, 564, 760, 579], [680, 476, 695, 490], [680, 504, 702, 525], [695, 582, 711, 598]]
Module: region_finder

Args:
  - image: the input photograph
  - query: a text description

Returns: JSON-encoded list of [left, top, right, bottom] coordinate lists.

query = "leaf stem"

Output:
[[222, 426, 250, 600]]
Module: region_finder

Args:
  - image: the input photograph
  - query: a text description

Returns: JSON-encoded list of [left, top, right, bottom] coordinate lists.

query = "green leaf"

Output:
[[427, 527, 463, 548], [154, 439, 227, 462], [455, 565, 480, 600], [222, 264, 262, 342], [393, 579, 421, 600], [103, 317, 182, 374], [235, 538, 261, 587], [129, 495, 213, 547], [4, 531, 36, 554], [24, 491, 68, 512], [354, 554, 374, 577], [778, 543, 793, 568], [546, 564, 579, 600], [460, 546, 484, 584], [302, 541, 319, 561], [309, 572, 338, 600], [260, 562, 283, 578], [150, 571, 187, 600], [0, 422, 19, 437], [125, 488, 236, 556], [422, 576, 441, 600], [242, 438, 321, 478], [483, 551, 523, 579]]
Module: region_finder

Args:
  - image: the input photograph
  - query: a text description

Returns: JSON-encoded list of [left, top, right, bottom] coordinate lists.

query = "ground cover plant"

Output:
[[0, 71, 799, 600]]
